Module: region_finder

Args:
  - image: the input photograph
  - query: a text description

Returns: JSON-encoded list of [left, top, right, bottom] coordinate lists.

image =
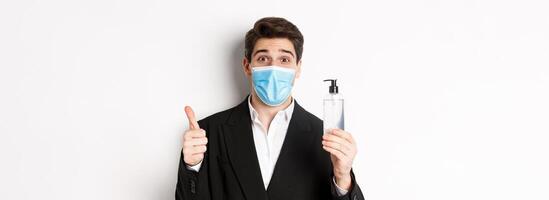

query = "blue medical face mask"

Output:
[[251, 65, 296, 107]]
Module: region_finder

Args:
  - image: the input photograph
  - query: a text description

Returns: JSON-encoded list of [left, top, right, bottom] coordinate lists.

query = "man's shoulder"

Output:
[[295, 102, 323, 126], [196, 98, 324, 128], [197, 106, 235, 127], [196, 99, 248, 127]]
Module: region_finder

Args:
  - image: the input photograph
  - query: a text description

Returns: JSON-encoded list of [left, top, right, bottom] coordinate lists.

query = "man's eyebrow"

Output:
[[279, 49, 295, 58], [252, 48, 295, 58], [253, 49, 269, 57]]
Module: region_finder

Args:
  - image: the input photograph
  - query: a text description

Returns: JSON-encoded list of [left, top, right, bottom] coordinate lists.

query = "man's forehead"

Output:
[[253, 38, 295, 54]]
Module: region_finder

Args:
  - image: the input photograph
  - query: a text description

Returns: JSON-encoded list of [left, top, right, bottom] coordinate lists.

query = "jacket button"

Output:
[[190, 180, 196, 194]]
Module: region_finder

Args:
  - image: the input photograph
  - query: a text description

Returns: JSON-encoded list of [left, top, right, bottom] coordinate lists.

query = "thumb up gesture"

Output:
[[182, 106, 208, 166]]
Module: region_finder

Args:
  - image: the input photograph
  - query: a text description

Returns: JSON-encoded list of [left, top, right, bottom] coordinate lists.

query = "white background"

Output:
[[1, 0, 548, 199]]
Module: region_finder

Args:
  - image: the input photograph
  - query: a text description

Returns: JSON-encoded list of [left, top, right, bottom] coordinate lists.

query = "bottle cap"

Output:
[[323, 79, 339, 94]]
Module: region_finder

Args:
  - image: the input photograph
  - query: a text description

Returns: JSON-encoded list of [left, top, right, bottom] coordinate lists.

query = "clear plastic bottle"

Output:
[[323, 79, 344, 134]]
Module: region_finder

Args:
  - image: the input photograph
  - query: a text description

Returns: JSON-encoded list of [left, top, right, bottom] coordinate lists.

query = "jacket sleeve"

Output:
[[175, 119, 211, 200], [330, 170, 366, 200]]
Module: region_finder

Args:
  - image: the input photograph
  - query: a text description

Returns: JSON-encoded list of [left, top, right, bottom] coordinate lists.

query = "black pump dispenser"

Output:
[[323, 79, 339, 94]]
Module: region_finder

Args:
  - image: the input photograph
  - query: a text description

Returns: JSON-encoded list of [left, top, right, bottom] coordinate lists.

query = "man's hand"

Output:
[[322, 129, 357, 191], [182, 106, 208, 166]]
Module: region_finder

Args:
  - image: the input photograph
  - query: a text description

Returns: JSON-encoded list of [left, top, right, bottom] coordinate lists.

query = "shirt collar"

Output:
[[248, 95, 295, 122]]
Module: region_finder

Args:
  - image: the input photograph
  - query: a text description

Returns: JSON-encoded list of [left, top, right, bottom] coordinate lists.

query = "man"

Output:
[[176, 17, 365, 200]]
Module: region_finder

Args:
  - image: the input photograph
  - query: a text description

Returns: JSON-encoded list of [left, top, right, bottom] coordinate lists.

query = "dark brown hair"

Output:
[[245, 17, 304, 63]]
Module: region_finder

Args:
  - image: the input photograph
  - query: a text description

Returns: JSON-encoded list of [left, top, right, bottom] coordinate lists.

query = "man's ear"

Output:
[[295, 59, 302, 79], [242, 57, 252, 77]]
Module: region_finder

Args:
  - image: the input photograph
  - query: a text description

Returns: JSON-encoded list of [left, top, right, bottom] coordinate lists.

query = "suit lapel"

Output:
[[267, 101, 313, 195], [223, 98, 267, 200], [223, 97, 315, 199]]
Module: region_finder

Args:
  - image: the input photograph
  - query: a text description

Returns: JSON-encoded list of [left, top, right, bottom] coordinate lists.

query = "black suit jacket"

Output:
[[176, 97, 365, 200]]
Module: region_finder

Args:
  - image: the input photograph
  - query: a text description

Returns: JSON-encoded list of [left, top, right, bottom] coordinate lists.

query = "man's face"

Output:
[[243, 38, 302, 80]]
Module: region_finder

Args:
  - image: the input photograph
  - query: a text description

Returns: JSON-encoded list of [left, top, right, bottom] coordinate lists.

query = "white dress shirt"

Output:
[[186, 96, 348, 195], [248, 96, 294, 189]]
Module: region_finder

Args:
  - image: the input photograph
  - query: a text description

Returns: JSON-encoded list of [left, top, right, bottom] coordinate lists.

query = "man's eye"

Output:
[[258, 57, 267, 62], [281, 58, 290, 63]]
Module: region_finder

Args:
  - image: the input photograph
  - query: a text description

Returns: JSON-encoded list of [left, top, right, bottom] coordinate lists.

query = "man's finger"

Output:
[[323, 134, 352, 148], [184, 129, 206, 139], [184, 137, 208, 146], [322, 145, 348, 160], [322, 140, 350, 156], [185, 106, 200, 130], [188, 145, 207, 154], [330, 129, 354, 144]]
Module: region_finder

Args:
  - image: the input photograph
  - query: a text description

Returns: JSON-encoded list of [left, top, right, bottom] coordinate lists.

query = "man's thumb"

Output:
[[185, 106, 200, 130]]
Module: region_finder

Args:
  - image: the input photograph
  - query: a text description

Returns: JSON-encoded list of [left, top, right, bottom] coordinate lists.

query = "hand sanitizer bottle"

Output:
[[323, 79, 344, 134]]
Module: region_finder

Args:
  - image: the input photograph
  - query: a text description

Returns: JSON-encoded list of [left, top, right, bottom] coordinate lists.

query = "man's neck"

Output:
[[250, 94, 292, 131]]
